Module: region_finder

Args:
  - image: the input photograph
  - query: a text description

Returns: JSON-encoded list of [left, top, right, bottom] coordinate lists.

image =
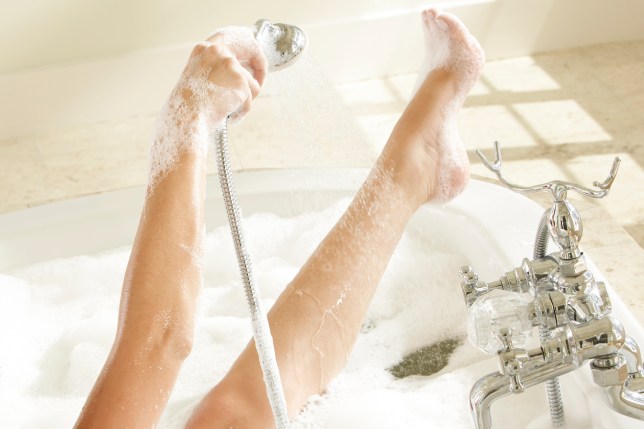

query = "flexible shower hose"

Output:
[[534, 210, 566, 427], [214, 118, 290, 429]]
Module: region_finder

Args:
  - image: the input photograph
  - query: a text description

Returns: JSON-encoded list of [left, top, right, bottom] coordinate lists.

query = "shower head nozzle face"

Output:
[[254, 19, 308, 72]]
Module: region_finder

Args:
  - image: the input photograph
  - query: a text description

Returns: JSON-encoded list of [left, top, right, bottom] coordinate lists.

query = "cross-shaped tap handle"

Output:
[[477, 141, 620, 202]]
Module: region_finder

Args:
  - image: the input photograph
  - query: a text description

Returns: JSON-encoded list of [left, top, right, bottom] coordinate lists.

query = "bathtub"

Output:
[[1, 168, 643, 428]]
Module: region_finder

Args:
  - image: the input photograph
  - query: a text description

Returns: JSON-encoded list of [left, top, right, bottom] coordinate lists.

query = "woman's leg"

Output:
[[73, 28, 267, 429], [187, 9, 484, 428]]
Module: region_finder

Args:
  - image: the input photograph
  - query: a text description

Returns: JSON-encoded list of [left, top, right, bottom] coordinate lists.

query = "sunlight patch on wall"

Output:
[[459, 105, 539, 149], [483, 58, 561, 93], [513, 100, 612, 144]]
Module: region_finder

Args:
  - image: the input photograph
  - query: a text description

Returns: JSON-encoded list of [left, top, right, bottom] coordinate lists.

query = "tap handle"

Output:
[[460, 265, 478, 284], [460, 265, 487, 307], [498, 329, 527, 392], [467, 289, 534, 355], [477, 141, 620, 202]]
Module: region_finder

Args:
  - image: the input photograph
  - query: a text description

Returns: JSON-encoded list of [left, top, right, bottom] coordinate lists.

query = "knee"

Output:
[[184, 389, 239, 429], [185, 382, 274, 429]]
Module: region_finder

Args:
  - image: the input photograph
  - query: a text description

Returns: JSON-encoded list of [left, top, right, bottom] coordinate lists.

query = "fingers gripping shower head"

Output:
[[253, 19, 308, 71]]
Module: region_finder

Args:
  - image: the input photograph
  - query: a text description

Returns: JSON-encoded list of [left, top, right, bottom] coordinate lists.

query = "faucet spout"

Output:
[[622, 336, 644, 374], [470, 362, 578, 429], [470, 317, 625, 428], [470, 372, 511, 429], [597, 337, 644, 420], [601, 377, 644, 420]]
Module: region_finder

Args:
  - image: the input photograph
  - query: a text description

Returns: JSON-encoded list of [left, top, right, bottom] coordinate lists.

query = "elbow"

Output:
[[150, 313, 195, 361], [117, 312, 195, 363], [160, 322, 194, 361]]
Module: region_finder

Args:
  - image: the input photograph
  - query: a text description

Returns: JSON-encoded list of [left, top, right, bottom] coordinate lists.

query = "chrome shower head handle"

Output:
[[253, 19, 308, 72], [211, 19, 308, 429]]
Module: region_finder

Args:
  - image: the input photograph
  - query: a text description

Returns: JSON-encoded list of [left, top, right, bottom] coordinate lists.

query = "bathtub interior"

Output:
[[1, 169, 644, 428]]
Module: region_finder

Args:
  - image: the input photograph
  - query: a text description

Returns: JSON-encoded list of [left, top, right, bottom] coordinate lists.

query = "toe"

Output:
[[420, 8, 439, 29], [422, 8, 440, 21], [436, 12, 470, 44]]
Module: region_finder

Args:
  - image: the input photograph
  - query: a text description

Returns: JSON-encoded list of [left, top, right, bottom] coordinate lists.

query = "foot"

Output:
[[413, 8, 484, 98], [385, 8, 484, 204]]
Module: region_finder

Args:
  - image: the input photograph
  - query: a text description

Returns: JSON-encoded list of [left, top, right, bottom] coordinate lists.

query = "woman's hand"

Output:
[[149, 27, 267, 184], [175, 26, 268, 128]]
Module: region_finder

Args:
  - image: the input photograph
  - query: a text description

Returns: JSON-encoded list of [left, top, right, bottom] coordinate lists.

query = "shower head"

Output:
[[253, 19, 308, 72]]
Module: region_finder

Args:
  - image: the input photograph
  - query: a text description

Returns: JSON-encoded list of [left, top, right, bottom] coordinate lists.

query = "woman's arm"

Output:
[[74, 27, 266, 429]]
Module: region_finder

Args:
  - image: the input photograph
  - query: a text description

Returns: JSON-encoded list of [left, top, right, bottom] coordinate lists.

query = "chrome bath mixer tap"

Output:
[[459, 142, 644, 428]]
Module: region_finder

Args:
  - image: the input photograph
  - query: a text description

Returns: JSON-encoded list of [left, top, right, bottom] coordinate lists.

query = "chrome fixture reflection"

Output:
[[253, 19, 308, 71], [459, 142, 644, 428]]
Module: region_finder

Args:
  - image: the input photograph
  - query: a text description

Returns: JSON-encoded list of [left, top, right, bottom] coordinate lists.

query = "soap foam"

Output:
[[412, 11, 484, 99], [1, 198, 477, 428], [149, 26, 262, 189]]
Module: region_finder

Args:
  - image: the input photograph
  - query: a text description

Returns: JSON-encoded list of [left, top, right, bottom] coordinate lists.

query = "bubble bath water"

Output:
[[1, 196, 488, 429], [3, 173, 632, 428]]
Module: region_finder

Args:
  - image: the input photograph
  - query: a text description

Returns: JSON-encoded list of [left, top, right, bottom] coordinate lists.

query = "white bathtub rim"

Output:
[[0, 168, 642, 344], [0, 169, 538, 270]]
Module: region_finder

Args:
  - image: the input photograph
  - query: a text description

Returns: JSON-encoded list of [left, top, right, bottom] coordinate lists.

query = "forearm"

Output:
[[75, 151, 207, 428], [118, 151, 206, 347]]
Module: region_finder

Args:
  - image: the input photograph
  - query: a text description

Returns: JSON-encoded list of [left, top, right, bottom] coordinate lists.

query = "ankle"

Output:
[[376, 144, 433, 210], [415, 69, 465, 115]]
